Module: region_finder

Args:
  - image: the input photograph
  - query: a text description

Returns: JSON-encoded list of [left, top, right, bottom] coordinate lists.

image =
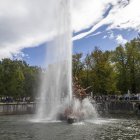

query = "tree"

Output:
[[113, 45, 129, 94], [113, 38, 140, 94], [72, 53, 84, 79], [90, 48, 116, 95], [0, 59, 40, 99], [125, 39, 140, 93]]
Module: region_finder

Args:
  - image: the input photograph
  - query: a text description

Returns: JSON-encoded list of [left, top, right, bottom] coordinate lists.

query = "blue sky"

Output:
[[22, 28, 138, 66]]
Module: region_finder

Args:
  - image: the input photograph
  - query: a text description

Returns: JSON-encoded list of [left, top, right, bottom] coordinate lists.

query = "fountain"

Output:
[[35, 0, 98, 122]]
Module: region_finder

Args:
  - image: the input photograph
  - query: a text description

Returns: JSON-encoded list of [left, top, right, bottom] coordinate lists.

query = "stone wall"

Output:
[[97, 101, 140, 115], [0, 103, 36, 115], [0, 101, 140, 116]]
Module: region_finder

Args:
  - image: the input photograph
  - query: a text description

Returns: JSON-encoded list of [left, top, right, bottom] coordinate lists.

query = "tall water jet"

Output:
[[35, 0, 98, 122], [36, 0, 72, 121]]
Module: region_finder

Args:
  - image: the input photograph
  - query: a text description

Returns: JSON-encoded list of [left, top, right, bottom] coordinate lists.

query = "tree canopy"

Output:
[[0, 59, 40, 98]]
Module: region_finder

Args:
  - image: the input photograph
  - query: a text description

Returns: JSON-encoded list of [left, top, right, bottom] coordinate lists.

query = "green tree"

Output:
[[113, 38, 140, 94], [90, 48, 116, 95], [113, 45, 129, 94], [72, 53, 84, 79], [126, 39, 140, 93], [0, 59, 40, 99]]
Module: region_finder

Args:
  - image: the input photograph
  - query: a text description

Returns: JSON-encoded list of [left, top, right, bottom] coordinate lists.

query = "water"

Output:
[[70, 98, 98, 120], [0, 115, 140, 140], [36, 0, 73, 121], [35, 0, 97, 121]]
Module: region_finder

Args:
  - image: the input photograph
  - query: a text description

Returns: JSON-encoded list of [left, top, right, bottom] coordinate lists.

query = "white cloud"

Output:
[[0, 0, 140, 59], [13, 52, 29, 60], [73, 0, 140, 40], [73, 31, 101, 41], [0, 0, 67, 59], [116, 35, 127, 45], [107, 0, 140, 31], [107, 31, 128, 45], [72, 0, 110, 32], [103, 35, 107, 39], [109, 32, 115, 39], [86, 32, 101, 38]]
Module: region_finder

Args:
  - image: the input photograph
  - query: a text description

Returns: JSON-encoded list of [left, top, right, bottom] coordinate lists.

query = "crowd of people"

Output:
[[92, 94, 140, 102], [0, 93, 140, 103], [0, 96, 32, 103]]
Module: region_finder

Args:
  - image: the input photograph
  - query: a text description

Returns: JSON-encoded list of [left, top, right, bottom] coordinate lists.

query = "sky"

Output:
[[0, 0, 140, 66]]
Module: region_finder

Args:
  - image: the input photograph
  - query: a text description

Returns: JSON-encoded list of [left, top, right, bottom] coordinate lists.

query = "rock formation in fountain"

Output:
[[35, 0, 98, 122]]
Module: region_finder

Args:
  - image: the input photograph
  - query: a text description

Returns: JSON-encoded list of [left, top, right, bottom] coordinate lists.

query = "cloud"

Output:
[[73, 0, 140, 40], [0, 0, 67, 59], [0, 0, 140, 58], [109, 32, 115, 39], [116, 34, 127, 45], [86, 32, 101, 38], [73, 31, 101, 41], [72, 0, 110, 32], [103, 35, 107, 39], [107, 31, 128, 45], [13, 52, 29, 60]]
